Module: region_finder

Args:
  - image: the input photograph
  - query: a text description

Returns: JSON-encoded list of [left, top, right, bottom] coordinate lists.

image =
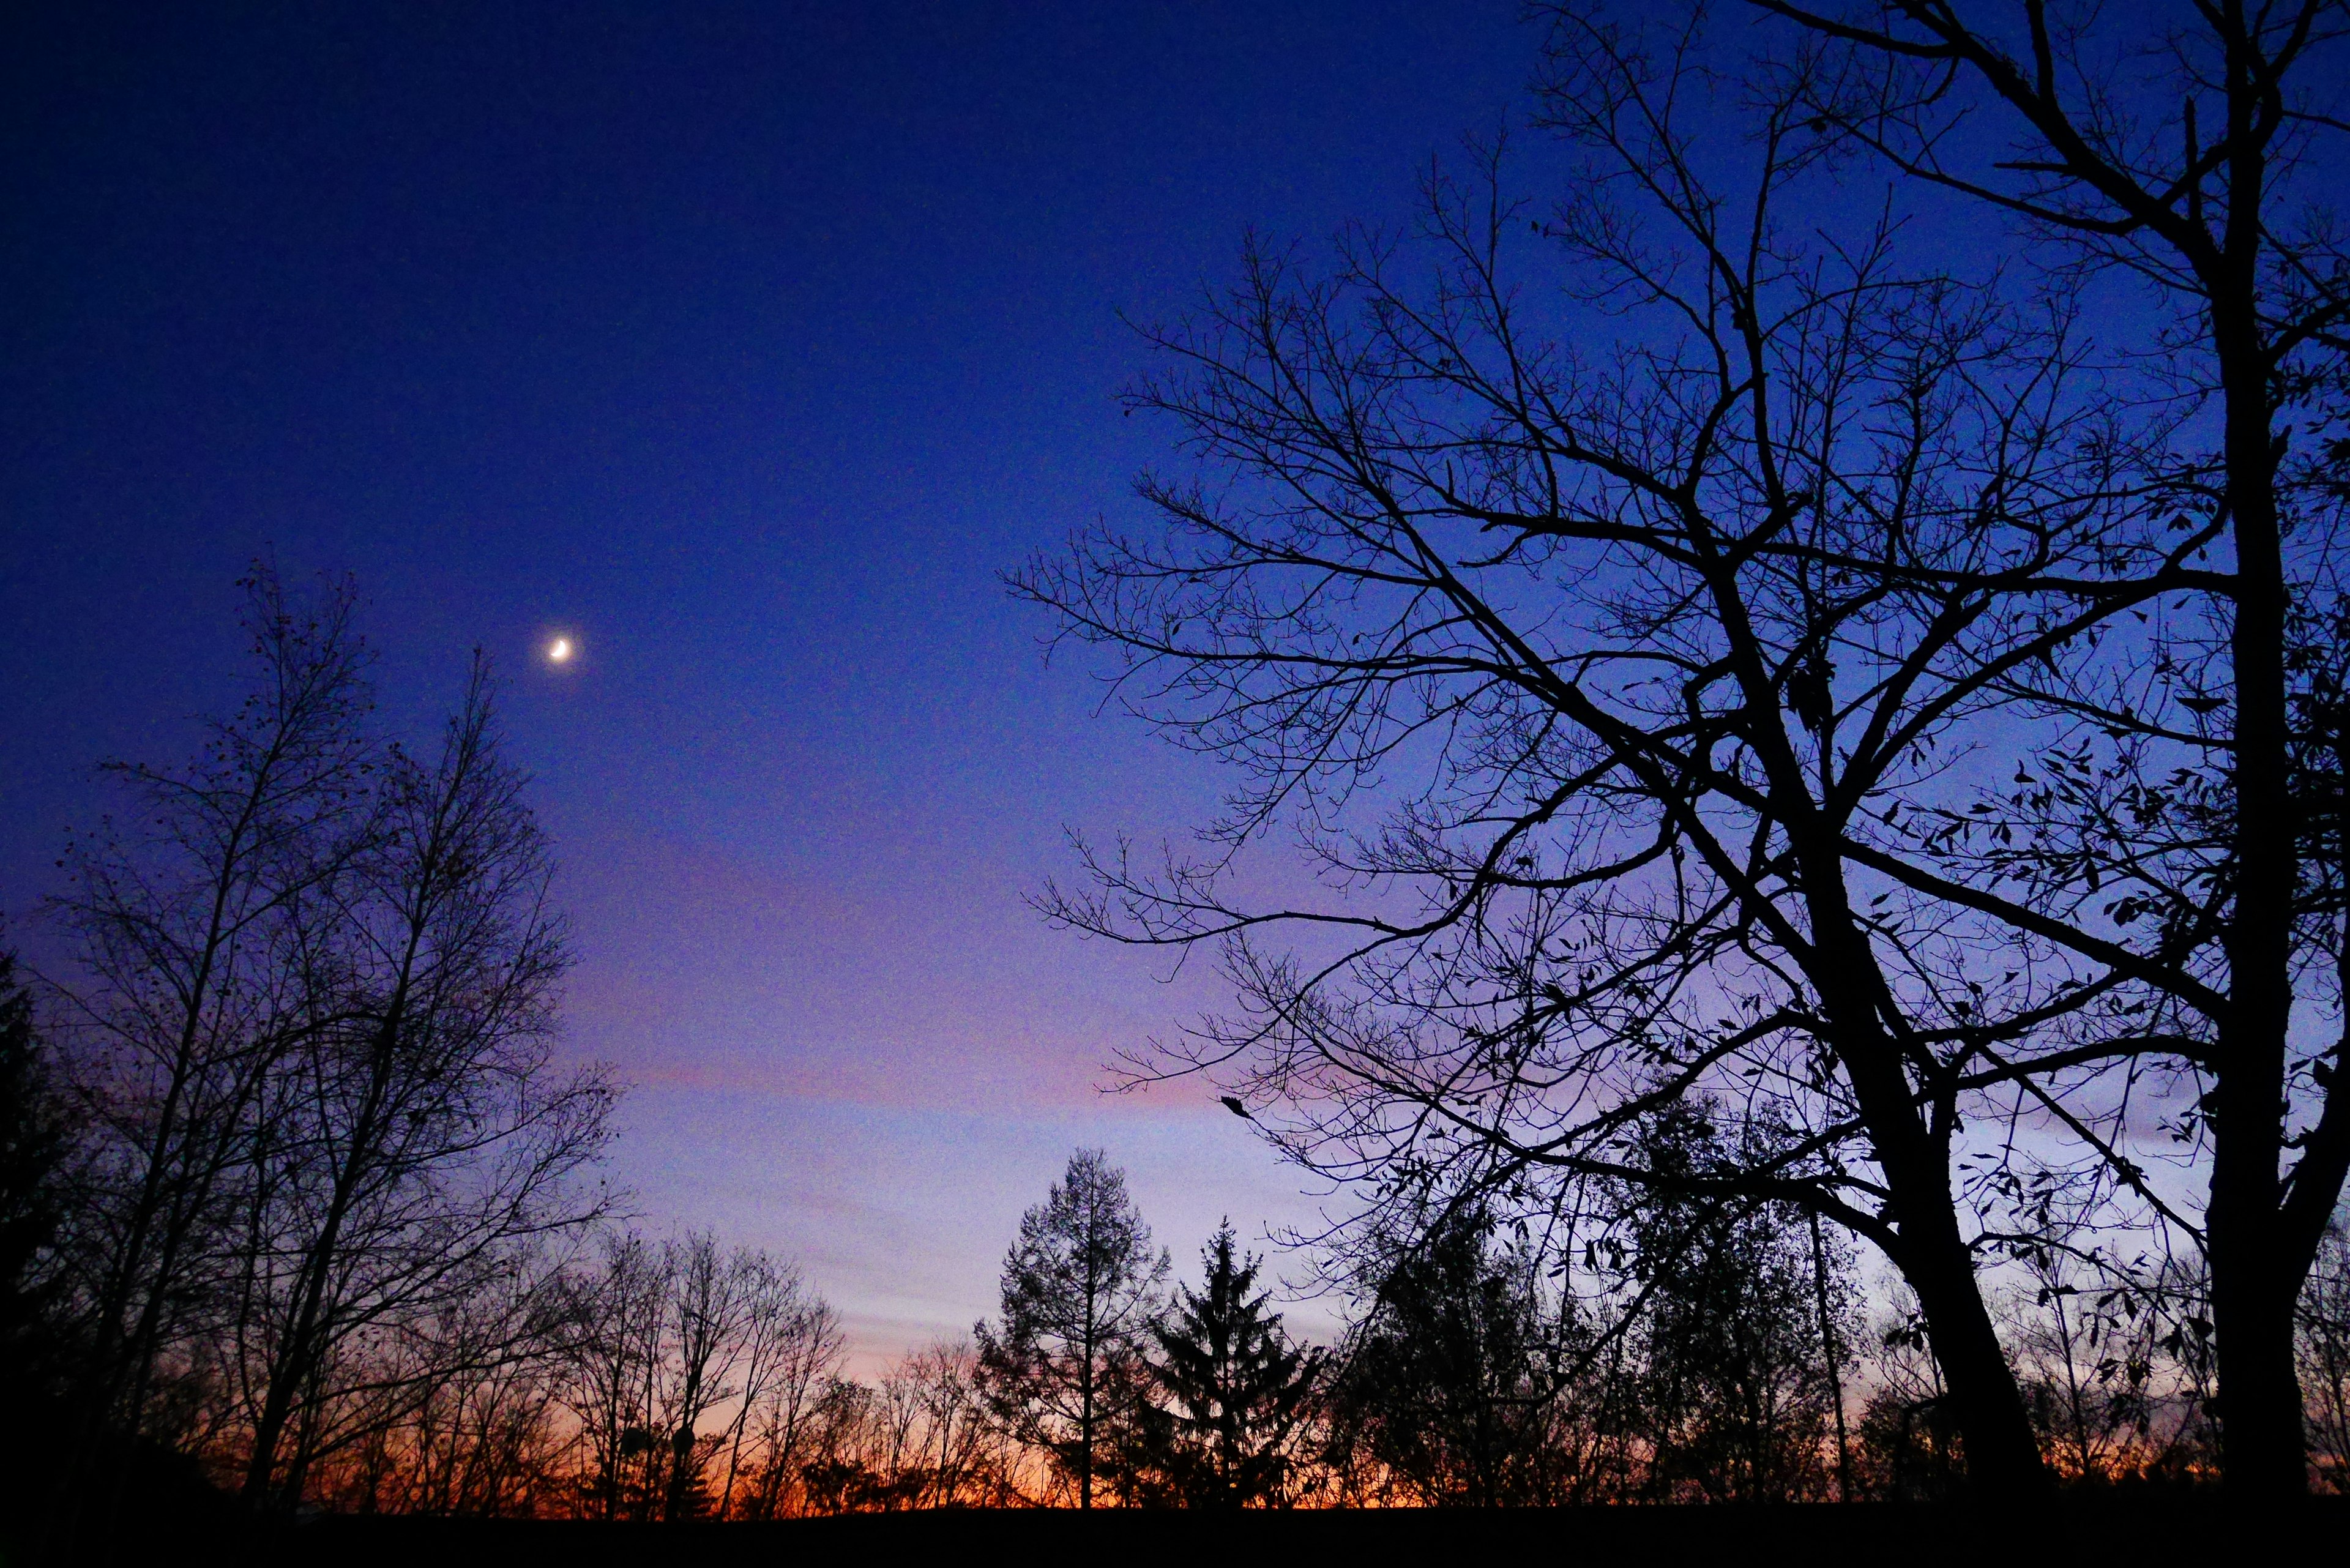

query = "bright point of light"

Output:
[[548, 637, 573, 663]]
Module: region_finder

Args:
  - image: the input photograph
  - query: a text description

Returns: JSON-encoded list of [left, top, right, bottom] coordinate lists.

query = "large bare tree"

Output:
[[1739, 0, 2350, 1493], [1015, 8, 2294, 1496], [231, 657, 616, 1508], [45, 569, 616, 1521]]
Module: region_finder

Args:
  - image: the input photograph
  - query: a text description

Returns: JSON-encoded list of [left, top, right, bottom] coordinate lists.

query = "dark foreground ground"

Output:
[[20, 1496, 2334, 1568]]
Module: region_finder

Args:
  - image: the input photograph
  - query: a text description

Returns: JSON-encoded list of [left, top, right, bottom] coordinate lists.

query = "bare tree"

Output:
[[651, 1231, 747, 1518], [2302, 1217, 2350, 1491], [40, 570, 617, 1524], [1744, 0, 2350, 1496], [897, 1339, 1024, 1507], [555, 1229, 673, 1519], [230, 657, 616, 1509], [313, 1251, 580, 1518], [728, 1279, 844, 1518], [711, 1250, 835, 1517], [1012, 3, 2247, 1491], [47, 567, 375, 1513], [550, 1226, 847, 1521]]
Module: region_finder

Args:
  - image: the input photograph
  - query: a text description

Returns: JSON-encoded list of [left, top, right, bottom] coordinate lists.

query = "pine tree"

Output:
[[1135, 1223, 1319, 1508]]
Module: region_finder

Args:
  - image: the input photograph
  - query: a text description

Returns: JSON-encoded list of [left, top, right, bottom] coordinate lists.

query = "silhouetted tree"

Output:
[[884, 1339, 1024, 1509], [550, 1228, 838, 1520], [1018, 1, 2350, 1496], [2299, 1217, 2350, 1493], [556, 1229, 670, 1519], [975, 1149, 1168, 1507], [1133, 1223, 1321, 1507], [729, 1279, 845, 1518], [318, 1254, 578, 1517], [48, 566, 378, 1515], [1616, 1103, 1856, 1501], [1326, 1206, 1588, 1505], [0, 947, 70, 1389], [711, 1249, 838, 1517], [1850, 1286, 1966, 1500], [1997, 1217, 2220, 1486], [39, 569, 619, 1521], [1747, 0, 2350, 1496], [230, 657, 616, 1510], [1024, 19, 2081, 1493]]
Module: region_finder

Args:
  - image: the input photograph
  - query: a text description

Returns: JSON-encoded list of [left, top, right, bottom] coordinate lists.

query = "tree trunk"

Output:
[[1802, 857, 2047, 1497], [2207, 211, 2309, 1490], [1904, 1218, 2045, 1496]]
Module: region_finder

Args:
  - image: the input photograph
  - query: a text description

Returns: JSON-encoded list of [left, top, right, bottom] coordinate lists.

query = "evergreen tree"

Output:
[[0, 947, 69, 1386], [1135, 1223, 1319, 1508], [975, 1149, 1167, 1507]]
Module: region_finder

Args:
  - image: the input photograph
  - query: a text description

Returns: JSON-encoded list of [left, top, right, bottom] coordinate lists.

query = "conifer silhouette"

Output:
[[1136, 1223, 1320, 1508]]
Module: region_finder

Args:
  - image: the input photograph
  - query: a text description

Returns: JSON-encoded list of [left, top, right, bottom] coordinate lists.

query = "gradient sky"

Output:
[[1, 1, 1537, 1366]]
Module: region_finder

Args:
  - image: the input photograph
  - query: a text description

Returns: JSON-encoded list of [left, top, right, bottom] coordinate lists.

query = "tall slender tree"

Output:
[[975, 1149, 1168, 1507]]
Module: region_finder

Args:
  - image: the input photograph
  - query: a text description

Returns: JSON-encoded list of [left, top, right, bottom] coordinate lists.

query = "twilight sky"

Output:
[[1, 1, 1534, 1365]]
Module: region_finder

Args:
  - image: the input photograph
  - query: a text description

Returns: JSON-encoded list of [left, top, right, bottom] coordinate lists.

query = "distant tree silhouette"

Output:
[[556, 1229, 672, 1520], [976, 1149, 1168, 1507], [728, 1282, 847, 1517], [778, 1344, 1023, 1514], [547, 1227, 843, 1520], [1326, 1206, 1588, 1506], [2298, 1217, 2350, 1493], [1615, 1103, 1854, 1501], [1132, 1223, 1321, 1507], [711, 1249, 842, 1517]]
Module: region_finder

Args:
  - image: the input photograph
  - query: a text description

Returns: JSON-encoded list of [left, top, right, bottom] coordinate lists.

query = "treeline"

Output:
[[4, 569, 2349, 1533], [956, 1148, 2350, 1509]]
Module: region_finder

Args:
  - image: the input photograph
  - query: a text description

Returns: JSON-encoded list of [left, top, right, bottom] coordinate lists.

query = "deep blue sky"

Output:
[[2, 1, 1532, 1362]]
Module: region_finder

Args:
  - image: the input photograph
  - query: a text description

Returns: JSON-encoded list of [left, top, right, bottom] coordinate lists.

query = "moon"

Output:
[[547, 636, 574, 664]]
